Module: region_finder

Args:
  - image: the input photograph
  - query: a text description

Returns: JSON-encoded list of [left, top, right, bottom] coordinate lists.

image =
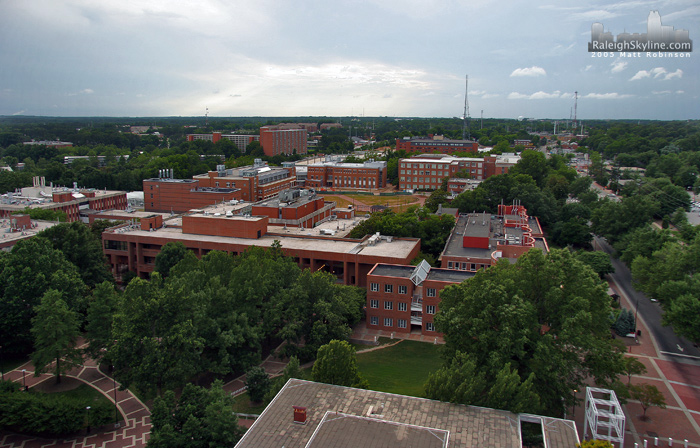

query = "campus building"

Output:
[[398, 153, 520, 191], [0, 176, 128, 223], [259, 125, 308, 156], [250, 188, 335, 228], [102, 196, 420, 287], [439, 203, 548, 272], [186, 132, 260, 152], [395, 135, 478, 155], [305, 159, 387, 190], [23, 140, 73, 149], [235, 378, 580, 448], [366, 261, 474, 336], [0, 214, 59, 251], [193, 160, 297, 202]]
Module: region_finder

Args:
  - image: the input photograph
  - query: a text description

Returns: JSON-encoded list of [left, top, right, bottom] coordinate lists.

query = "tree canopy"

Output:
[[429, 249, 624, 416]]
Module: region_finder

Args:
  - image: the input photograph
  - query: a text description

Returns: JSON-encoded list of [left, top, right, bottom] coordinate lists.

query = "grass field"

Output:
[[356, 340, 442, 397], [324, 194, 421, 210]]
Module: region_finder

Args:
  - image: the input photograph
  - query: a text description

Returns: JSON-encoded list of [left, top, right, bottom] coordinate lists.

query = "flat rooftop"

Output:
[[109, 217, 419, 260], [426, 268, 475, 283], [369, 264, 416, 278], [235, 379, 579, 448], [90, 209, 171, 220]]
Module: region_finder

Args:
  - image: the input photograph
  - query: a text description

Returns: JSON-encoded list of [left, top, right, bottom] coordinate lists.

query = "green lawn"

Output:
[[356, 340, 442, 397], [232, 392, 268, 415]]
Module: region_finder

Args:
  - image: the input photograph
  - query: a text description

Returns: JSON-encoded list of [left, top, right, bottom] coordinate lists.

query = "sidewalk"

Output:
[[580, 280, 700, 448], [0, 357, 150, 448]]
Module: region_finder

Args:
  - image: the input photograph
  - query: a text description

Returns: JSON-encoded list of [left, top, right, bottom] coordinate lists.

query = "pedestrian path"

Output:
[[0, 357, 150, 448]]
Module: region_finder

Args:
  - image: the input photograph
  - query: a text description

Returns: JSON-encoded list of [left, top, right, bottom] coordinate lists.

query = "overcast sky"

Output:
[[1, 0, 698, 120]]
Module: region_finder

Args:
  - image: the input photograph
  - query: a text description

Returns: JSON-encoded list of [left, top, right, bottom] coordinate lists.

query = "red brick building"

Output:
[[187, 133, 260, 152], [250, 189, 334, 228], [398, 153, 520, 191], [306, 160, 387, 190], [396, 135, 478, 155], [102, 206, 420, 287], [143, 178, 242, 214], [366, 261, 474, 336], [193, 161, 297, 202], [259, 126, 308, 156], [0, 177, 127, 223], [439, 203, 548, 272]]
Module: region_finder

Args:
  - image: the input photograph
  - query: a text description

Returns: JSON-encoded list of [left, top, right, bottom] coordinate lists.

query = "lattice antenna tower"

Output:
[[205, 107, 209, 127], [462, 75, 470, 140], [573, 91, 578, 132]]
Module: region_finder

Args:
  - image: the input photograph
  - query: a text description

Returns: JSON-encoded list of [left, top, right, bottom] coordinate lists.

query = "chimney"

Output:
[[293, 406, 307, 424]]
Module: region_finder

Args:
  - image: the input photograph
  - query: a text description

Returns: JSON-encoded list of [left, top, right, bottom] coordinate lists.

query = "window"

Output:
[[370, 299, 379, 309], [447, 261, 453, 269], [398, 285, 407, 295], [384, 301, 393, 310], [426, 305, 436, 314], [426, 322, 435, 332], [370, 283, 379, 292], [398, 319, 407, 329], [384, 284, 393, 293], [461, 262, 467, 270], [370, 316, 378, 325], [398, 302, 407, 312], [384, 318, 393, 327], [426, 288, 436, 297]]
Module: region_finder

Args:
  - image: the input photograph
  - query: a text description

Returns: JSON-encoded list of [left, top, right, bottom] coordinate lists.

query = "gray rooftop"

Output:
[[235, 379, 579, 448], [370, 264, 415, 278], [426, 268, 475, 283]]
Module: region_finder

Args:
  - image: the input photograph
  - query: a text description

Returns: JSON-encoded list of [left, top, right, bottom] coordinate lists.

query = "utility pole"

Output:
[[462, 75, 470, 140]]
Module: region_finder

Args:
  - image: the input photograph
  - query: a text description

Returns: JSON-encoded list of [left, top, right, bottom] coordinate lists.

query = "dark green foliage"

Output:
[[612, 309, 635, 336], [154, 241, 188, 277], [245, 366, 271, 403], [0, 389, 112, 436], [265, 356, 303, 401], [312, 340, 368, 388], [574, 250, 615, 277], [149, 380, 242, 448], [37, 222, 113, 288], [12, 207, 67, 222], [0, 238, 87, 354], [628, 383, 666, 419], [431, 249, 624, 416], [85, 282, 118, 361], [348, 208, 455, 260]]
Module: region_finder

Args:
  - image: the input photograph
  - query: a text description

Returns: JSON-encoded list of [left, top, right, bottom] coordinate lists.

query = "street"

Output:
[[593, 235, 700, 363]]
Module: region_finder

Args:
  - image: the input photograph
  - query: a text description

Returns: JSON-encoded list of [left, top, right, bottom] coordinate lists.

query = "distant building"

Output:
[[186, 132, 260, 152], [234, 378, 580, 448], [396, 135, 478, 155], [23, 140, 73, 149], [398, 153, 520, 191], [319, 122, 342, 131], [439, 204, 548, 272], [0, 214, 59, 251], [514, 139, 535, 149], [64, 155, 129, 167], [306, 158, 387, 190], [259, 126, 308, 156], [0, 176, 127, 223]]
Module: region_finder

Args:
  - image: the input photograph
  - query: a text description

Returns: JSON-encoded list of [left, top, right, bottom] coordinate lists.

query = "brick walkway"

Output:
[[0, 358, 150, 448], [568, 280, 700, 448]]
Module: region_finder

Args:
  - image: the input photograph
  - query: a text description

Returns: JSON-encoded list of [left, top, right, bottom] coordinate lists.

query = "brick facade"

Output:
[[306, 161, 387, 190], [396, 136, 478, 155]]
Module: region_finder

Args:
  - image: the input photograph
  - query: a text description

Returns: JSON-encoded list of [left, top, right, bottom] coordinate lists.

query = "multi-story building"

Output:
[[319, 122, 342, 131], [0, 176, 128, 223], [101, 203, 420, 287], [250, 188, 335, 228], [259, 125, 308, 156], [398, 153, 520, 191], [439, 203, 548, 272], [396, 135, 478, 155], [23, 140, 73, 149], [306, 159, 387, 190], [235, 378, 580, 448], [143, 178, 242, 214], [0, 214, 59, 251], [193, 160, 297, 202], [366, 261, 474, 336], [187, 132, 260, 152]]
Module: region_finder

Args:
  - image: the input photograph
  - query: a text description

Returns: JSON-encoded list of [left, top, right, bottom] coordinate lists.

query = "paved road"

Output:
[[594, 235, 700, 363]]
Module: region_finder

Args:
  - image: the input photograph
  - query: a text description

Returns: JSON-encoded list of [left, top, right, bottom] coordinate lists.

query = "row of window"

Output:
[[446, 261, 487, 271], [369, 300, 436, 314], [369, 316, 435, 331], [369, 284, 436, 297]]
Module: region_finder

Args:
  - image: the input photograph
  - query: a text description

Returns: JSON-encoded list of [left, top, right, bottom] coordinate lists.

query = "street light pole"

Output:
[[21, 369, 26, 391], [86, 406, 91, 433], [572, 389, 578, 418], [112, 366, 119, 428], [0, 345, 4, 381]]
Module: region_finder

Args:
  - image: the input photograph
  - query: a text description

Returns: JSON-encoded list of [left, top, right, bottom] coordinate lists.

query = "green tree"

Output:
[[662, 294, 700, 343], [0, 238, 88, 354], [621, 356, 647, 385], [154, 241, 188, 277], [628, 383, 666, 420], [37, 222, 113, 288], [311, 340, 368, 388], [85, 281, 118, 361], [149, 380, 242, 448], [30, 290, 83, 384], [575, 251, 615, 277], [434, 249, 624, 416], [266, 356, 304, 401], [111, 275, 204, 397], [245, 366, 271, 403]]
